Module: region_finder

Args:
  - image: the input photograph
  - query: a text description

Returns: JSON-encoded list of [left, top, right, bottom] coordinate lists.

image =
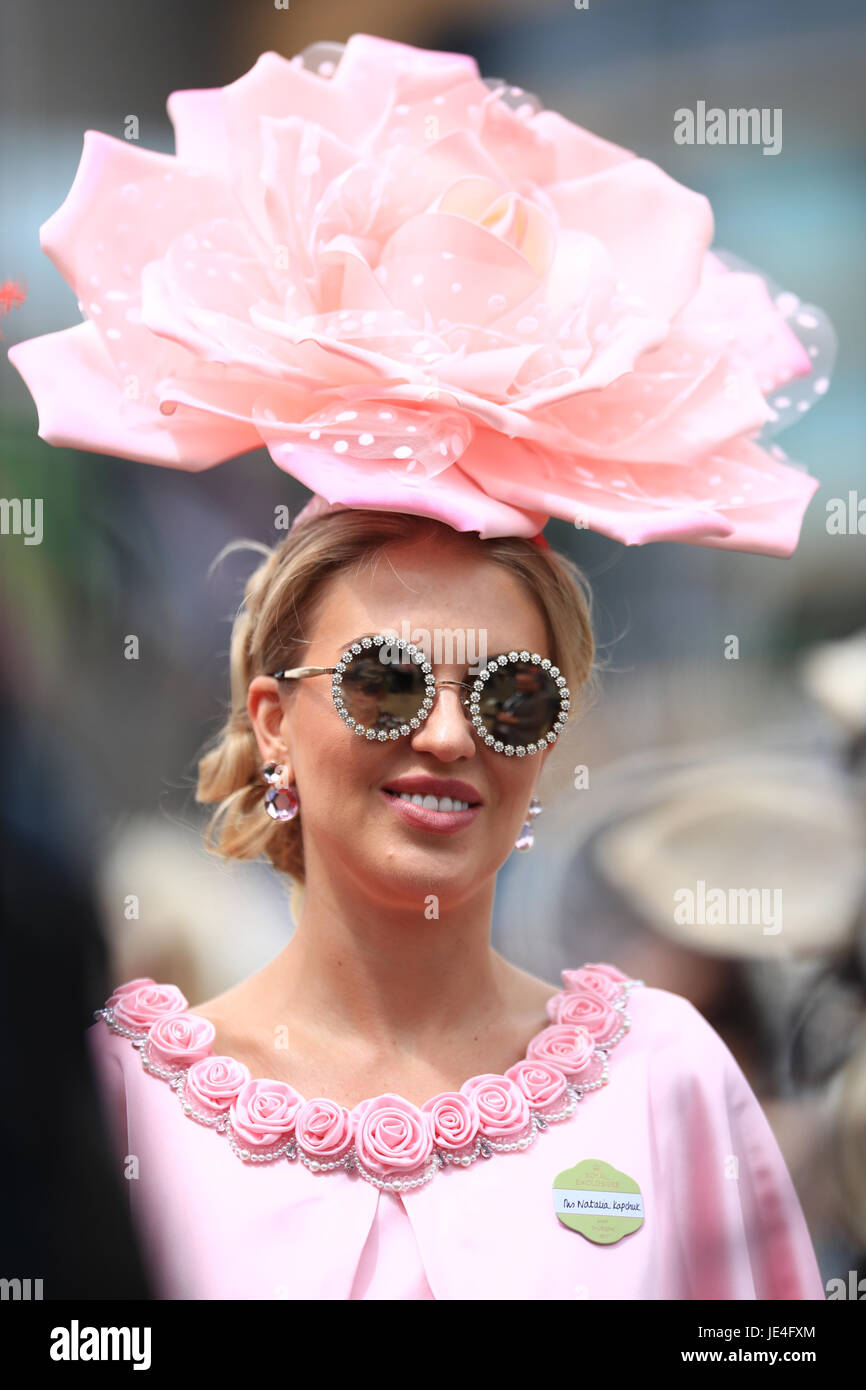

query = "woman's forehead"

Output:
[[309, 552, 549, 648]]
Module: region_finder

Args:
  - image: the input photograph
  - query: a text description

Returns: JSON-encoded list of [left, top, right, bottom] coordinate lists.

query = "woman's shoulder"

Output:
[[627, 976, 737, 1054], [84, 982, 162, 1157]]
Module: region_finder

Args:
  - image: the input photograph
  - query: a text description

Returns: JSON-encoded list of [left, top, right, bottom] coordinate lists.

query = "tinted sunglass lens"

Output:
[[340, 652, 426, 731], [476, 663, 562, 745]]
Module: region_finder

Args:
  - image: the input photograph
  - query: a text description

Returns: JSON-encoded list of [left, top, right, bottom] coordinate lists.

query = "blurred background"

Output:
[[1, 0, 865, 1298]]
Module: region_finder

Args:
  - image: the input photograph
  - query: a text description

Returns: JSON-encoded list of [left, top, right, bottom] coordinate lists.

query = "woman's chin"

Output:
[[359, 844, 498, 910]]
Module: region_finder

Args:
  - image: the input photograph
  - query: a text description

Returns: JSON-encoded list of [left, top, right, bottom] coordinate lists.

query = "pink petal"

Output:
[[214, 52, 358, 242], [529, 108, 635, 179], [259, 116, 357, 257], [458, 427, 736, 546], [166, 85, 229, 170], [459, 424, 818, 552], [379, 211, 540, 327], [264, 424, 544, 539], [546, 158, 713, 318], [138, 243, 298, 379], [39, 130, 237, 303], [551, 331, 772, 464], [257, 399, 467, 482], [35, 131, 245, 402], [678, 264, 811, 393], [474, 87, 559, 187], [668, 437, 820, 557], [8, 322, 259, 466], [437, 343, 547, 398], [413, 129, 511, 202], [333, 33, 478, 100]]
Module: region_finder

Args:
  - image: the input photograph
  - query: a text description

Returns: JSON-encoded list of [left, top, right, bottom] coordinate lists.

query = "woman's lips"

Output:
[[381, 789, 482, 834]]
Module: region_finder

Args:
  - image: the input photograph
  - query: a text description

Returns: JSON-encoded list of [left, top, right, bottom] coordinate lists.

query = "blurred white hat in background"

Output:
[[592, 754, 866, 959], [800, 626, 866, 736]]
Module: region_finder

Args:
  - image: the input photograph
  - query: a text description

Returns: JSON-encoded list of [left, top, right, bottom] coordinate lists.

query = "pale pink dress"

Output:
[[85, 962, 826, 1300]]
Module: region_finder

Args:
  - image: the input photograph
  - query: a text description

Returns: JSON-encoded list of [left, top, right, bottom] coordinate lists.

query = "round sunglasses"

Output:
[[270, 634, 570, 757]]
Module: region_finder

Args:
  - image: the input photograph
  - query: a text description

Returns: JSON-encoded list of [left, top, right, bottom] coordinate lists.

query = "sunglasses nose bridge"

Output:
[[428, 678, 475, 722], [414, 675, 478, 750]]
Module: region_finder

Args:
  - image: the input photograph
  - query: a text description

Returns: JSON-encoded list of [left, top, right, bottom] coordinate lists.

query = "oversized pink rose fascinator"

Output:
[[7, 33, 835, 554]]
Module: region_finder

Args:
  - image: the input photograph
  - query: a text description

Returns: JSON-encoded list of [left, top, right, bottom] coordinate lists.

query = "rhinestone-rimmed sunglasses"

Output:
[[269, 634, 570, 757]]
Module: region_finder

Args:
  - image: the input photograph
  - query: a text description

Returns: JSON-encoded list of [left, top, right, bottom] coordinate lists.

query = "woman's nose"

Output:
[[410, 682, 476, 758]]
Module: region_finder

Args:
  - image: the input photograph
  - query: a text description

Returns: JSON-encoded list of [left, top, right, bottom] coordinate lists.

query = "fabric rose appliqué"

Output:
[[185, 1057, 252, 1116], [231, 1078, 304, 1148], [112, 981, 188, 1032], [526, 1023, 602, 1083], [421, 1091, 480, 1153], [295, 1098, 354, 1159], [460, 1073, 531, 1138], [560, 965, 625, 1003], [352, 1094, 434, 1174], [505, 1058, 569, 1112], [546, 991, 623, 1046], [146, 1012, 216, 1069], [106, 977, 157, 1008]]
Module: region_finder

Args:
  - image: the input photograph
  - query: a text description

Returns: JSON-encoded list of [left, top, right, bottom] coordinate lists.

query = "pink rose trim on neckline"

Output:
[[147, 1012, 216, 1069], [421, 1091, 480, 1152], [352, 1094, 434, 1174], [581, 962, 630, 983], [185, 1056, 252, 1115], [546, 990, 624, 1045], [6, 34, 833, 557], [230, 1077, 304, 1148], [560, 966, 625, 1004], [526, 1023, 599, 1078], [113, 982, 188, 1031], [505, 1058, 569, 1111], [460, 1072, 532, 1138], [97, 958, 636, 1180], [295, 1098, 354, 1158], [106, 977, 156, 1008]]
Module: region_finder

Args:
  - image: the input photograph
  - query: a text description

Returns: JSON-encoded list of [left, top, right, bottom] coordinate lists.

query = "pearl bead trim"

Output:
[[93, 974, 642, 1193]]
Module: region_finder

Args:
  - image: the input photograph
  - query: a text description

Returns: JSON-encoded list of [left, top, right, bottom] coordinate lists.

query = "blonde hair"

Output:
[[196, 509, 598, 886]]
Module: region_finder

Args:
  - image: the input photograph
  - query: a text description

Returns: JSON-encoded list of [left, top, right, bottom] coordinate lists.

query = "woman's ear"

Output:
[[247, 675, 293, 773]]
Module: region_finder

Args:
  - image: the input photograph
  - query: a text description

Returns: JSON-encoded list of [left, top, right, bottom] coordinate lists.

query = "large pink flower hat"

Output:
[[7, 33, 835, 553]]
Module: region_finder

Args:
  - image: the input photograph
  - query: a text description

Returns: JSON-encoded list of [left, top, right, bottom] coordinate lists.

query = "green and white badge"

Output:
[[553, 1158, 644, 1244]]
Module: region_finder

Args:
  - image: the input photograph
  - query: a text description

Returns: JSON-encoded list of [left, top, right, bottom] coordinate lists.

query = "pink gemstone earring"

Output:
[[262, 762, 300, 822], [515, 795, 542, 852]]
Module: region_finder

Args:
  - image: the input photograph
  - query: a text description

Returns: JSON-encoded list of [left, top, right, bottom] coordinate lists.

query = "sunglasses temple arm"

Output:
[[270, 666, 336, 680]]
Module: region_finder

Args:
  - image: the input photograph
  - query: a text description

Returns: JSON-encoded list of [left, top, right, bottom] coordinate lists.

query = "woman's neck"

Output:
[[269, 869, 512, 1050]]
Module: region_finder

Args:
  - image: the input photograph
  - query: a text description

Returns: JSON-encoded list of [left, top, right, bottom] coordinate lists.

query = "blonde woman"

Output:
[[79, 505, 822, 1299], [8, 35, 833, 1300]]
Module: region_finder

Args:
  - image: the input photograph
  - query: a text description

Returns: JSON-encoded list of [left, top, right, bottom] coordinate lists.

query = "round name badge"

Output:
[[552, 1158, 644, 1244]]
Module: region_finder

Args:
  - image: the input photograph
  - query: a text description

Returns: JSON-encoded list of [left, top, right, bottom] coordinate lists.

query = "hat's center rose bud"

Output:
[[437, 176, 552, 278]]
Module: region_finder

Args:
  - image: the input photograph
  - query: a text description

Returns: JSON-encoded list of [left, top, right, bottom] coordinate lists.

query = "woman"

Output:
[[80, 504, 822, 1299], [8, 34, 832, 1299]]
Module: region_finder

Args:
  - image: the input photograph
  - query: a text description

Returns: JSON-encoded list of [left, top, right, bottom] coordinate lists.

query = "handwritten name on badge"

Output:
[[553, 1158, 644, 1244]]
